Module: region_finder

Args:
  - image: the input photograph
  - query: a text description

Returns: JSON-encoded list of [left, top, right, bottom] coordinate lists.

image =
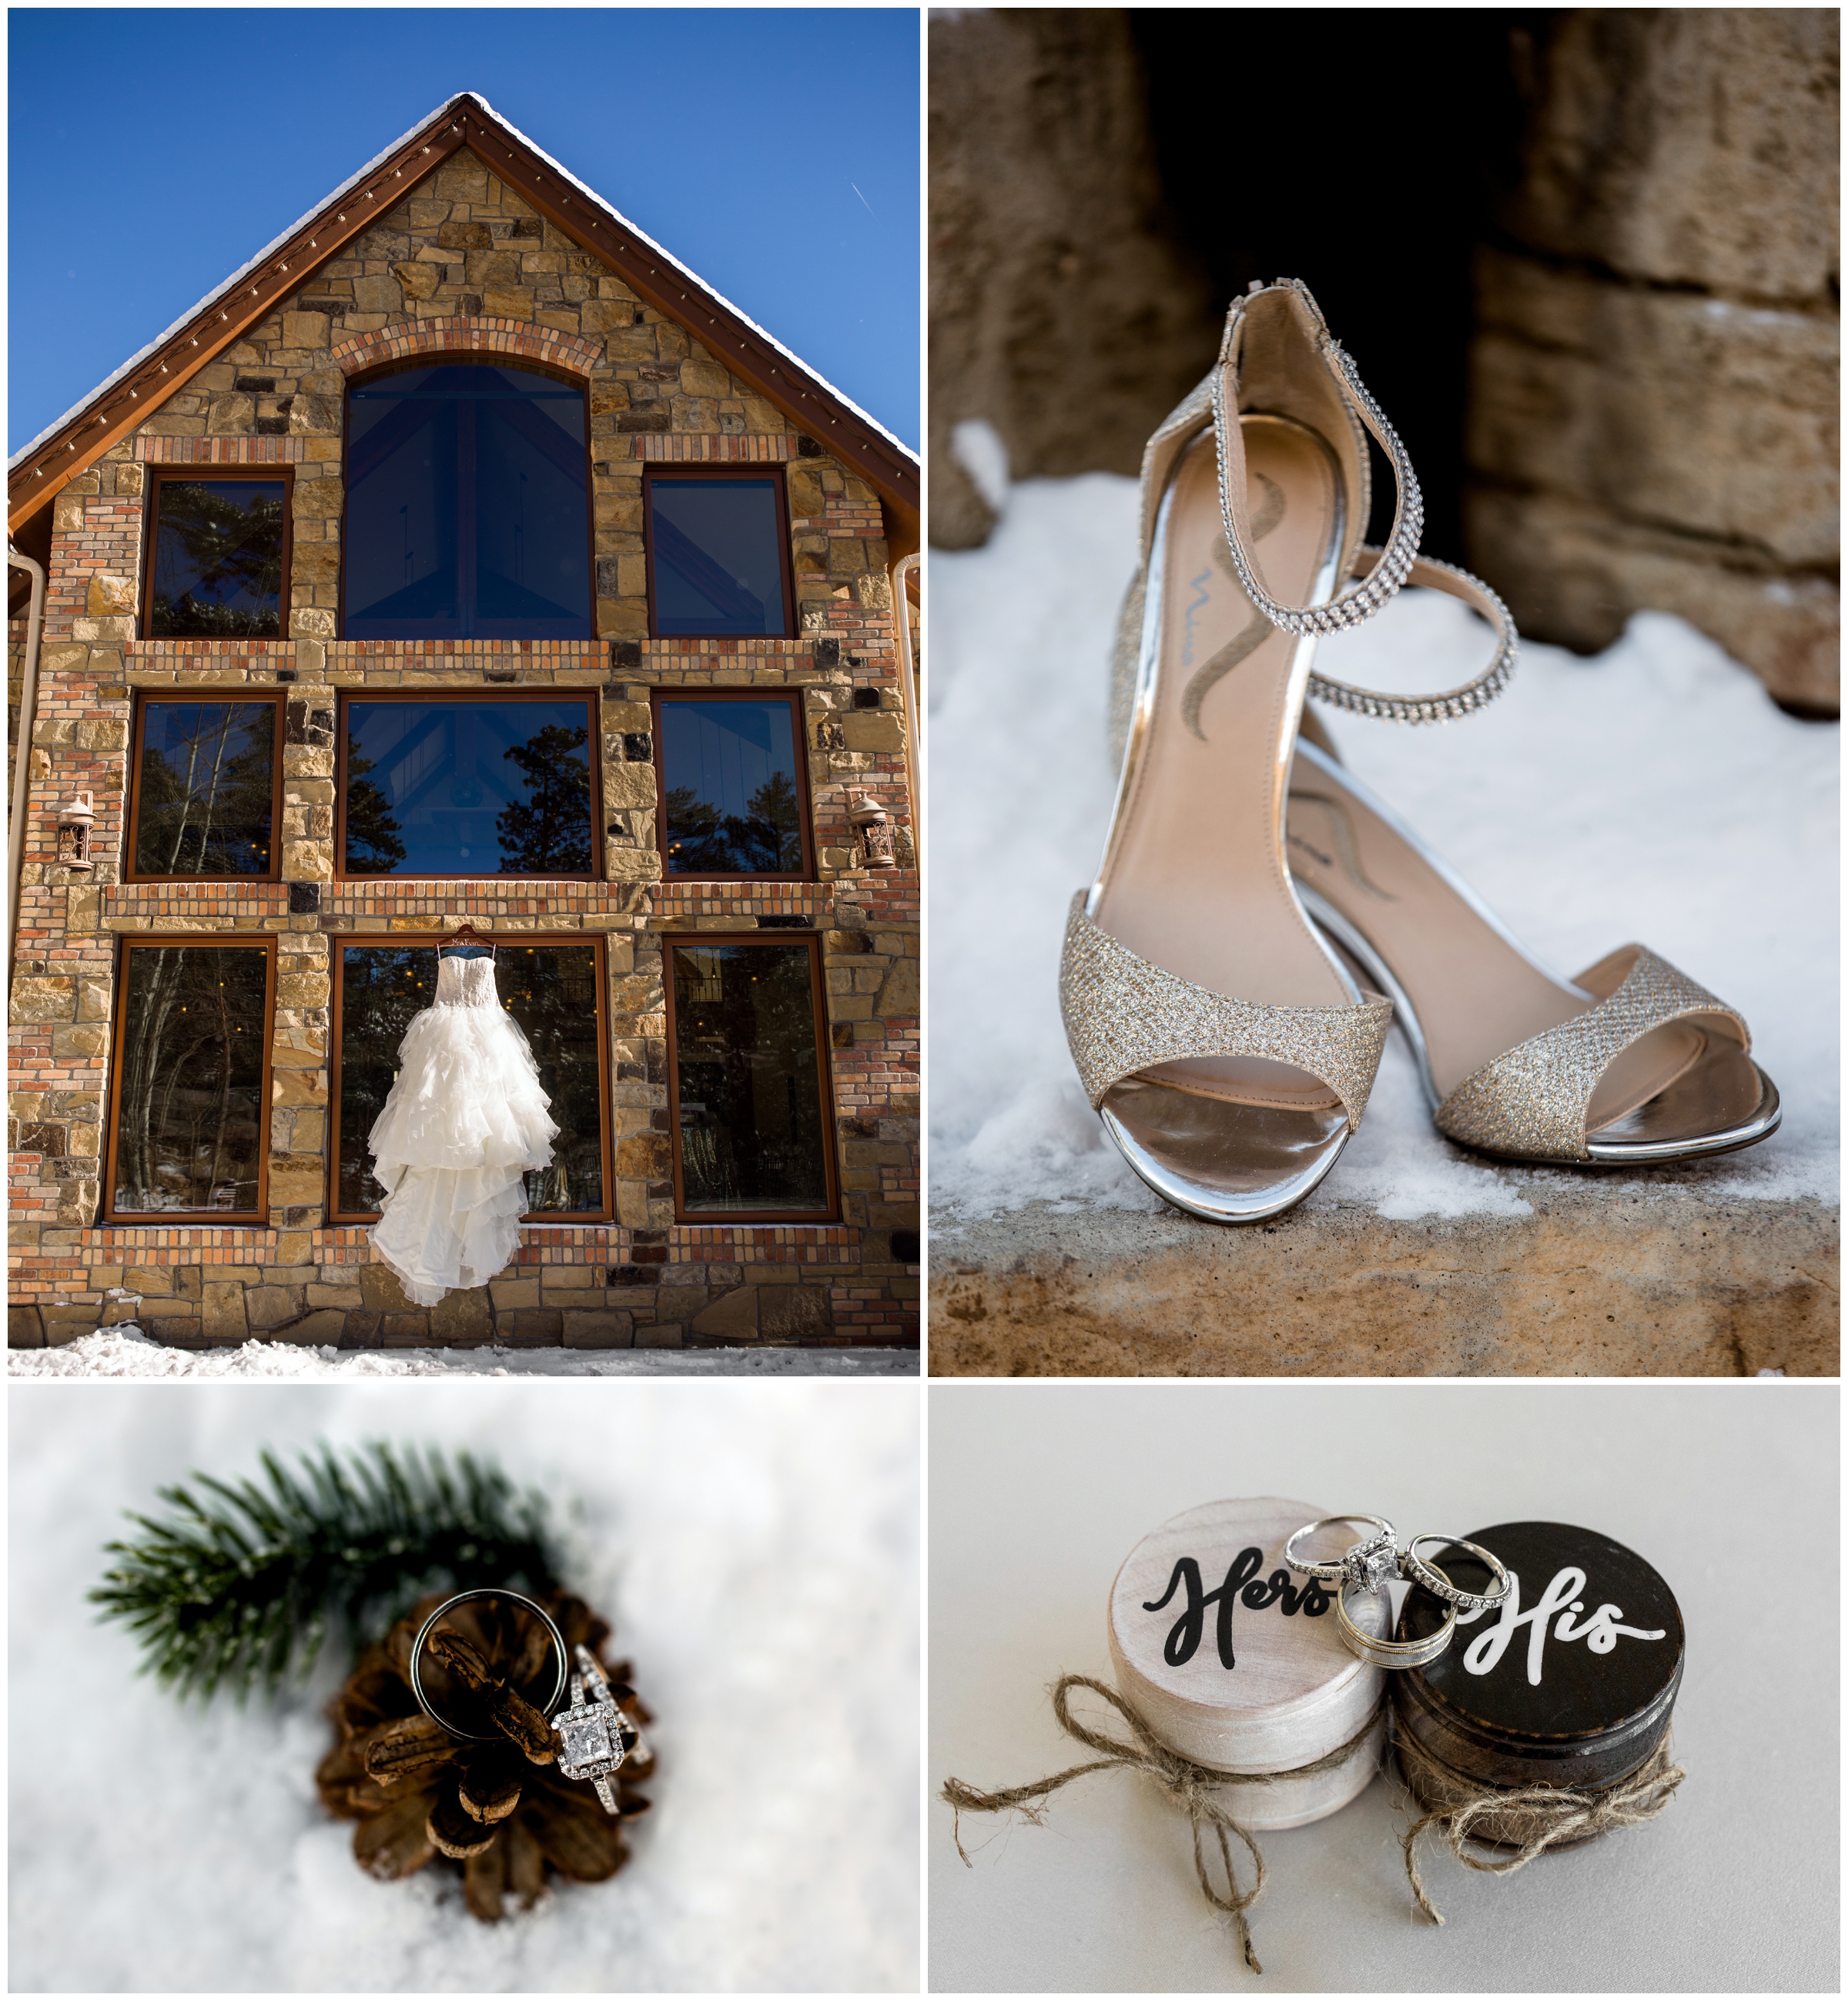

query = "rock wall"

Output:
[[927, 8, 1217, 547], [8, 144, 919, 1350], [1465, 8, 1840, 712]]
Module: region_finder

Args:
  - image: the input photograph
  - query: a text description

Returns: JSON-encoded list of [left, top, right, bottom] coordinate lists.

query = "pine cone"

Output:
[[316, 1589, 655, 1922]]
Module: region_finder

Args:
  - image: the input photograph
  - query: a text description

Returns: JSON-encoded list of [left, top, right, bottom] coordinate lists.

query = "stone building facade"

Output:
[[7, 95, 920, 1351]]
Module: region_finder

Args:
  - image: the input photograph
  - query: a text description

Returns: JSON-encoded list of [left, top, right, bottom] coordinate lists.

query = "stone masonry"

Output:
[[1464, 8, 1840, 713], [8, 140, 919, 1352]]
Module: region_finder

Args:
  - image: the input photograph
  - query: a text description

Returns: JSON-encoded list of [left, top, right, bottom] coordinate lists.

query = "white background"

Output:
[[929, 1381, 1838, 1993], [9, 1379, 919, 1993]]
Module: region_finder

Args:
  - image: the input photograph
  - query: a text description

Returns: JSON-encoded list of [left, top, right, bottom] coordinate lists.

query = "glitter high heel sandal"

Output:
[[1063, 280, 1506, 1222], [1286, 697, 1781, 1165]]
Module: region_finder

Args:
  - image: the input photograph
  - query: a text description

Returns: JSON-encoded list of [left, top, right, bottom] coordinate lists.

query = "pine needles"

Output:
[[92, 1441, 560, 1701]]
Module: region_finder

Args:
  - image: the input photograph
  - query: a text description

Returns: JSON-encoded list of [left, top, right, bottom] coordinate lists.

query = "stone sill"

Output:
[[929, 1188, 1839, 1377]]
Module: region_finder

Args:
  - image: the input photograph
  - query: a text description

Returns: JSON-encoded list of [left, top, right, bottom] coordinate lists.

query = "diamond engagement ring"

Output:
[[410, 1588, 569, 1741], [551, 1643, 641, 1815], [1284, 1513, 1400, 1594], [1399, 1533, 1512, 1611]]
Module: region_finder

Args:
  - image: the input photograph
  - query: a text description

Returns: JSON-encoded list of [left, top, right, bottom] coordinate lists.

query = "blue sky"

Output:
[[8, 8, 920, 457]]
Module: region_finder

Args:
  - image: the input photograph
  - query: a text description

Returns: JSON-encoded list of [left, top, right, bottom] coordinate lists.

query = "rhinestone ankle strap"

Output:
[[1210, 278, 1424, 637], [1307, 549, 1518, 723]]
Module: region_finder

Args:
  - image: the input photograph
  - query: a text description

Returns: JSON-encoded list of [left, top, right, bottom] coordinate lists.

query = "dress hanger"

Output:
[[438, 920, 497, 960]]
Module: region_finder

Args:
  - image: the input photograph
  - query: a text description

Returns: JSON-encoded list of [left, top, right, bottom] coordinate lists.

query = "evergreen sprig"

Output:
[[92, 1440, 560, 1701]]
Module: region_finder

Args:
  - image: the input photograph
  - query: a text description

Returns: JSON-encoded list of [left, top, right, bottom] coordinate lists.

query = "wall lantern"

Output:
[[847, 790, 897, 871], [55, 792, 96, 871]]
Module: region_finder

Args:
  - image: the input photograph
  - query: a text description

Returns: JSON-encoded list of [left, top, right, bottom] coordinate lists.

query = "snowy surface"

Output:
[[929, 458, 1840, 1226], [8, 1329, 919, 1380], [8, 1381, 919, 1992]]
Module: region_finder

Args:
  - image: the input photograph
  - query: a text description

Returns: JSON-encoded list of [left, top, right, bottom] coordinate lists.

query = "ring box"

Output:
[[1108, 1497, 1388, 1830], [1394, 1520, 1684, 1822]]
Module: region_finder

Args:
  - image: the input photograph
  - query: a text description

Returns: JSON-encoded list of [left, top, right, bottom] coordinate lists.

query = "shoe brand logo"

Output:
[[1454, 1566, 1667, 1686], [1180, 568, 1213, 668], [1141, 1547, 1331, 1670], [1287, 793, 1398, 901], [1177, 471, 1287, 740]]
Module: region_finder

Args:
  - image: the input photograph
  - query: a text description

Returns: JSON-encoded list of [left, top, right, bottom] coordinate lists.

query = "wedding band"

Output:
[[410, 1588, 569, 1741], [1336, 1579, 1458, 1669], [1400, 1533, 1512, 1611], [1284, 1513, 1398, 1591]]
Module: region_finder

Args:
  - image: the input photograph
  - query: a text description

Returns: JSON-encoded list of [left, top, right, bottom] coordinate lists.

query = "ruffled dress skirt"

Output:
[[367, 954, 557, 1307]]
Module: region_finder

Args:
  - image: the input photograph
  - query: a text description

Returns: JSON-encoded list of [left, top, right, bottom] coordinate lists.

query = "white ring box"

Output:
[[1108, 1497, 1389, 1830]]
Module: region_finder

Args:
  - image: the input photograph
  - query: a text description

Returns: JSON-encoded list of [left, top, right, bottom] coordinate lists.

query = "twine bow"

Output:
[[941, 1673, 1383, 1976], [1394, 1721, 1686, 1926]]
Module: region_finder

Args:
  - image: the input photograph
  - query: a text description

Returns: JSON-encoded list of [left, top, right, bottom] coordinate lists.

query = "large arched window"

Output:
[[343, 360, 593, 640]]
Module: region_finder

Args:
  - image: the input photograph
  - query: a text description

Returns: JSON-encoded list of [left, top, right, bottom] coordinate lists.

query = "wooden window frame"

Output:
[[124, 689, 287, 885], [100, 932, 278, 1225], [139, 465, 295, 643], [662, 930, 840, 1225], [641, 462, 797, 642], [338, 354, 597, 642], [651, 686, 815, 883], [333, 686, 605, 883], [327, 930, 615, 1225]]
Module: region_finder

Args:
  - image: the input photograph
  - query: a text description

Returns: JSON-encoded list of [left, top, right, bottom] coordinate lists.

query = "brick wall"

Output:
[[8, 146, 919, 1352]]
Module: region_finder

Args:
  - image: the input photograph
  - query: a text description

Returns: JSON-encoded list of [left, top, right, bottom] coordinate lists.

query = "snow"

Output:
[[929, 448, 1840, 1225], [8, 1329, 919, 1379], [8, 1379, 919, 1991]]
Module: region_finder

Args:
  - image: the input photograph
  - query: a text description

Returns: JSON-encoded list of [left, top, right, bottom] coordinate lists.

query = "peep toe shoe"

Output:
[[1286, 691, 1781, 1165], [1063, 280, 1505, 1222]]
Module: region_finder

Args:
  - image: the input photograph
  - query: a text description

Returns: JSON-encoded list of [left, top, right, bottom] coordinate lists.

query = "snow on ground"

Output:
[[8, 1328, 920, 1379], [930, 454, 1840, 1226], [8, 1379, 919, 1992]]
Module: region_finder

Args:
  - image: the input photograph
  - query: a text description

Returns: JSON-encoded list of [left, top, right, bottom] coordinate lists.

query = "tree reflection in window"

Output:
[[148, 480, 285, 638], [497, 722, 592, 873], [659, 698, 805, 875], [133, 701, 276, 876], [110, 944, 268, 1214], [341, 699, 595, 876], [336, 941, 605, 1216], [671, 942, 830, 1213]]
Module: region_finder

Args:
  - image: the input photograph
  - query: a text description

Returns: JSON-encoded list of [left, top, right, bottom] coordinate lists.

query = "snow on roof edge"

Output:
[[11, 91, 918, 478], [474, 96, 918, 468], [8, 94, 474, 471]]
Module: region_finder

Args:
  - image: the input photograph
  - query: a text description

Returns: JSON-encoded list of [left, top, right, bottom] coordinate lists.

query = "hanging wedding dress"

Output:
[[367, 951, 558, 1307]]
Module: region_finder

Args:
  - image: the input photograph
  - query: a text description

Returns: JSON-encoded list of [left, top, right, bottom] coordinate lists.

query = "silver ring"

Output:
[[1284, 1513, 1398, 1592], [1336, 1579, 1457, 1669], [410, 1588, 569, 1741], [551, 1641, 641, 1815], [1401, 1533, 1512, 1611]]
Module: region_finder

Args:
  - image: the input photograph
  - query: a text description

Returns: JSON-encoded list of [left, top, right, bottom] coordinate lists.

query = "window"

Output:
[[644, 468, 795, 639], [142, 471, 292, 639], [665, 936, 835, 1219], [654, 691, 810, 879], [336, 692, 600, 879], [330, 938, 611, 1222], [103, 937, 275, 1221], [127, 694, 283, 881], [343, 361, 592, 639]]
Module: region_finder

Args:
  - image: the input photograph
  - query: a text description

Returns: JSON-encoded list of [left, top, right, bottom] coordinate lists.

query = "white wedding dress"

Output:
[[367, 953, 558, 1307]]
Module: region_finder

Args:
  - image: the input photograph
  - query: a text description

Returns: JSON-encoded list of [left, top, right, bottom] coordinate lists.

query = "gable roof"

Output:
[[8, 91, 919, 545]]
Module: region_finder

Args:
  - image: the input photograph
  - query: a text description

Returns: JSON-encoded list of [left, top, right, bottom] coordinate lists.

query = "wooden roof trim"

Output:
[[8, 112, 470, 533], [10, 92, 918, 538], [426, 101, 918, 529]]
